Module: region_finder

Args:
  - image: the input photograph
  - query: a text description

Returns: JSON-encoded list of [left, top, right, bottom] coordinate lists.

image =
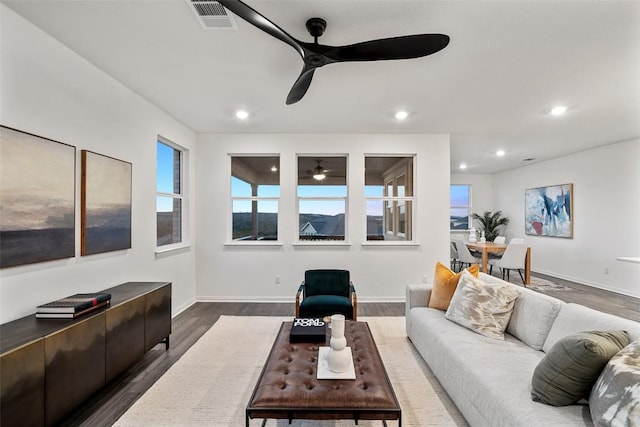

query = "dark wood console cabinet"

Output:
[[0, 282, 171, 427]]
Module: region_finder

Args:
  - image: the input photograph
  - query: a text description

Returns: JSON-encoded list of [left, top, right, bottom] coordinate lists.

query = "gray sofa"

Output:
[[405, 272, 640, 427]]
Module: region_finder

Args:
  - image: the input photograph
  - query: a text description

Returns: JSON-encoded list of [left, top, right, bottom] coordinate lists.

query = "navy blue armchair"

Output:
[[295, 269, 357, 320]]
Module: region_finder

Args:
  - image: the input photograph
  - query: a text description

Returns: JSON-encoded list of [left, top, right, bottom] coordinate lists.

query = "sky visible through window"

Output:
[[231, 177, 281, 213], [157, 142, 176, 212], [365, 185, 385, 216], [450, 185, 470, 217]]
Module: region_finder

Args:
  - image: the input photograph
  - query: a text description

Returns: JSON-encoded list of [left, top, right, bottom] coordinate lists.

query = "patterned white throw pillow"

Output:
[[444, 270, 520, 340], [589, 339, 640, 426]]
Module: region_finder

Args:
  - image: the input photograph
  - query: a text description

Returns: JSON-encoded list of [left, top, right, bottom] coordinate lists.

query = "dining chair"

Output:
[[450, 241, 460, 271], [452, 238, 482, 270], [488, 243, 528, 285], [488, 236, 507, 259]]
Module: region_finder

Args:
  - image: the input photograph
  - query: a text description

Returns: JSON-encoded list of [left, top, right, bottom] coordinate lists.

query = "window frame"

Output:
[[450, 184, 471, 231], [227, 154, 281, 245], [364, 155, 416, 244], [295, 154, 349, 245], [156, 136, 189, 252]]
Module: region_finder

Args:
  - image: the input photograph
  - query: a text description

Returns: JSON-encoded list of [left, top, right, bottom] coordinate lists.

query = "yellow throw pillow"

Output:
[[428, 262, 479, 311]]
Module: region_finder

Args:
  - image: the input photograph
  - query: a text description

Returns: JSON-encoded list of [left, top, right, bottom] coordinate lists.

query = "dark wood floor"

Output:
[[63, 274, 640, 426]]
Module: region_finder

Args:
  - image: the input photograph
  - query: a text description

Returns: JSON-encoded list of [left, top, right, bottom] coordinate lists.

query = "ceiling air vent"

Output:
[[188, 0, 237, 30]]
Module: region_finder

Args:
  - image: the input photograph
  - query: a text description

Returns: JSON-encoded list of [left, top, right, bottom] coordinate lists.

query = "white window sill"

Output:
[[361, 241, 421, 247], [292, 241, 352, 247], [155, 242, 192, 255], [224, 241, 284, 247]]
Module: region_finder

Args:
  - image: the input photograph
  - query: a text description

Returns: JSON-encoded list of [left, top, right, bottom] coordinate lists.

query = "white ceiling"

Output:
[[4, 0, 640, 174]]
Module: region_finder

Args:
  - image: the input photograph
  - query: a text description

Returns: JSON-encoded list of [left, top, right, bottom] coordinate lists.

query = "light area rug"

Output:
[[527, 276, 571, 291], [114, 316, 468, 427]]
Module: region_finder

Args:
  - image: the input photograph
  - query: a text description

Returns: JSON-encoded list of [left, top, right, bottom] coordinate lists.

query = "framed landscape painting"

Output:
[[81, 150, 132, 255], [525, 183, 573, 238], [0, 126, 76, 268]]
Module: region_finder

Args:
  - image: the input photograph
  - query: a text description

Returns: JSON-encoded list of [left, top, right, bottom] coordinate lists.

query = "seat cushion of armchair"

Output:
[[299, 295, 353, 319]]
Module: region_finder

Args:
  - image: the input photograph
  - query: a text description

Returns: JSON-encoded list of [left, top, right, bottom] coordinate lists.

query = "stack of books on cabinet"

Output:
[[36, 292, 111, 319]]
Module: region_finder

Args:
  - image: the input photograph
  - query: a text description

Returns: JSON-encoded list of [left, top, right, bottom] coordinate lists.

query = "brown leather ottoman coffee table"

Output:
[[246, 320, 401, 426]]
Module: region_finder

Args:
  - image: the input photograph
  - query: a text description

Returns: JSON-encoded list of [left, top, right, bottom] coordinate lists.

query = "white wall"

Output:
[[493, 139, 640, 297], [195, 134, 451, 302], [0, 5, 198, 323]]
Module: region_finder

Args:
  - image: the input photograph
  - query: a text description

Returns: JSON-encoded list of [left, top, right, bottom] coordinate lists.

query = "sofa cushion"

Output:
[[531, 330, 629, 406], [543, 303, 640, 353], [590, 339, 640, 426], [480, 273, 565, 350], [428, 262, 479, 310], [444, 270, 520, 340]]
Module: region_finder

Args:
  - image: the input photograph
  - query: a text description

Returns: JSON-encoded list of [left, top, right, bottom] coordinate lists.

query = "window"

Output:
[[156, 139, 185, 247], [297, 156, 347, 241], [365, 156, 414, 241], [231, 156, 280, 241], [450, 184, 470, 230]]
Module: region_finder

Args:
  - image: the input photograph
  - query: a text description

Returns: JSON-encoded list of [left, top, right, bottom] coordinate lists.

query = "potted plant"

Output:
[[471, 211, 510, 242]]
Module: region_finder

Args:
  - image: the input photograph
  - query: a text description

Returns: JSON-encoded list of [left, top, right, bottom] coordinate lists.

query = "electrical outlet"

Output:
[[422, 274, 428, 283], [275, 275, 281, 284]]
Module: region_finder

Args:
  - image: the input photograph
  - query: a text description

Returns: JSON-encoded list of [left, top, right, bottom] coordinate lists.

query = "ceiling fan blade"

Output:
[[217, 0, 304, 57], [323, 34, 450, 62], [286, 66, 316, 105]]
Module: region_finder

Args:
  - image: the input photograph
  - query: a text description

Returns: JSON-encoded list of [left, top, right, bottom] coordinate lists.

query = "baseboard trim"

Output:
[[197, 297, 292, 303], [532, 269, 640, 299], [172, 297, 197, 318], [196, 296, 405, 303]]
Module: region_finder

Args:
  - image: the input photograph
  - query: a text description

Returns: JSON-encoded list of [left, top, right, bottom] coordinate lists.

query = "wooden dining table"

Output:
[[465, 241, 531, 285]]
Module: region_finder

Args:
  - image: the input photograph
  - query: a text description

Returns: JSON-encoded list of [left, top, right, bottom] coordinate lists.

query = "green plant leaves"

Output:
[[471, 210, 510, 242]]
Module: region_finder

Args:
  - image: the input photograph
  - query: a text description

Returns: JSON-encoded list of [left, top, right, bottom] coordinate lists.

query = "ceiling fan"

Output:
[[216, 0, 450, 105], [301, 161, 343, 181]]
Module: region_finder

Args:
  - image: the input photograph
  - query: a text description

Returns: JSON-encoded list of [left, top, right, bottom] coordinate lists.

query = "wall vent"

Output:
[[187, 0, 237, 30]]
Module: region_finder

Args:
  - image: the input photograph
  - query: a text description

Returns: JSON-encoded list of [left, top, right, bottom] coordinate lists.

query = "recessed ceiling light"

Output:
[[395, 110, 408, 120], [235, 110, 249, 120], [271, 166, 278, 172], [550, 106, 567, 116], [459, 163, 467, 170], [496, 150, 506, 157]]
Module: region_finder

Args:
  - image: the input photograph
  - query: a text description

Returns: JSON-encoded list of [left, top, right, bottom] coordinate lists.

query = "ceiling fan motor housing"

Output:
[[306, 17, 327, 39]]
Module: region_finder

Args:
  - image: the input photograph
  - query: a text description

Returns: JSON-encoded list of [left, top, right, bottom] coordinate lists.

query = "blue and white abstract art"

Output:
[[525, 183, 573, 238]]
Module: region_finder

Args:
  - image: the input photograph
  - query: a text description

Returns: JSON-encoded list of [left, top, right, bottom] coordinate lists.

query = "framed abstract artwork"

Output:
[[0, 126, 76, 268], [81, 150, 132, 255], [525, 183, 573, 238]]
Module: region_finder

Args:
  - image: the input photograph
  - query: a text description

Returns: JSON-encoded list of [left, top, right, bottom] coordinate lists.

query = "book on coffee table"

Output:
[[289, 318, 327, 343]]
